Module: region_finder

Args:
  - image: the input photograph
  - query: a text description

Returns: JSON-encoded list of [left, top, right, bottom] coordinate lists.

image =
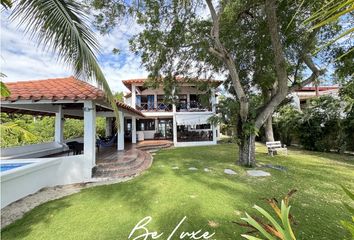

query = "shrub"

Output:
[[273, 105, 302, 146], [297, 95, 343, 152]]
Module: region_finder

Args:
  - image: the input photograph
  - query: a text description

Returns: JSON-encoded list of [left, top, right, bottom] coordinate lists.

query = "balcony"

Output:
[[136, 102, 172, 112], [176, 101, 211, 112]]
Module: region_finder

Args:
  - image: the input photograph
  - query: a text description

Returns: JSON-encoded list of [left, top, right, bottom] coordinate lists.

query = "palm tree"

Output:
[[305, 0, 354, 58], [0, 0, 120, 126]]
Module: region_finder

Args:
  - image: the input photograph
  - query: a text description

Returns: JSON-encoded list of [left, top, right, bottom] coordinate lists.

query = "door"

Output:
[[158, 119, 173, 139]]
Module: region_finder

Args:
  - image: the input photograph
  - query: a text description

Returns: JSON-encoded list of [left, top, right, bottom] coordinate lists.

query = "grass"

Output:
[[1, 143, 354, 240]]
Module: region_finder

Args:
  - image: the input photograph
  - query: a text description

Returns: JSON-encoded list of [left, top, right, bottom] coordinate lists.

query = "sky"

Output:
[[0, 12, 147, 93]]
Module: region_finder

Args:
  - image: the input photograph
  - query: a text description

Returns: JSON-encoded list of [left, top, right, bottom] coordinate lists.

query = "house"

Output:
[[291, 85, 339, 110], [121, 78, 222, 147], [0, 76, 222, 207]]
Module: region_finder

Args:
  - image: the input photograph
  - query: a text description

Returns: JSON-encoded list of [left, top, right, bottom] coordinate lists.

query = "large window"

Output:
[[137, 119, 155, 131], [177, 124, 213, 142]]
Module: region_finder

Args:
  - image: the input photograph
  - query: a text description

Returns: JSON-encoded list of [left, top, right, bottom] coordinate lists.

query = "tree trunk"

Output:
[[238, 134, 256, 167], [264, 115, 274, 142]]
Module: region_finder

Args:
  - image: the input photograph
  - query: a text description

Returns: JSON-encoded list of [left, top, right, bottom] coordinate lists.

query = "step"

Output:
[[93, 150, 152, 178]]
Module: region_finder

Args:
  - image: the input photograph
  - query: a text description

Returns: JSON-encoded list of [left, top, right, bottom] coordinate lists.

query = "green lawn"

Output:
[[2, 143, 354, 240]]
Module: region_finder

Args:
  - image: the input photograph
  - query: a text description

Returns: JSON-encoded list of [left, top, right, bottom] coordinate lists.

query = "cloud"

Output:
[[0, 13, 146, 93]]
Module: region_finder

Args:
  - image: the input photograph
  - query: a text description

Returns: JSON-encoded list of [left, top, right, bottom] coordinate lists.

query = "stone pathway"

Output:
[[247, 170, 271, 177], [224, 169, 237, 175]]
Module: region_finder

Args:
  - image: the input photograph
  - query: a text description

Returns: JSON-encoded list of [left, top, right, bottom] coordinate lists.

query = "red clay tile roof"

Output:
[[295, 86, 339, 92], [2, 76, 105, 102], [116, 101, 145, 117], [1, 76, 145, 118], [122, 77, 223, 90]]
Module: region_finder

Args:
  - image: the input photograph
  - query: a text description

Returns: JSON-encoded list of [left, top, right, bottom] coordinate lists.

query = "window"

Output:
[[190, 124, 211, 130], [137, 119, 155, 131]]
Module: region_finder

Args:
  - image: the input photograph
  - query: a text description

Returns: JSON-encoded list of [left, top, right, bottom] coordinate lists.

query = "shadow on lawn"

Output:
[[147, 202, 237, 239], [1, 199, 72, 239]]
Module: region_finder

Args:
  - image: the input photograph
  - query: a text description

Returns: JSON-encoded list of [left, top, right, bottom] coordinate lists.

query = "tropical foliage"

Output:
[[1, 0, 120, 126], [88, 0, 343, 166], [0, 113, 106, 148], [239, 190, 297, 240], [304, 0, 354, 58], [341, 185, 354, 238], [272, 92, 354, 152]]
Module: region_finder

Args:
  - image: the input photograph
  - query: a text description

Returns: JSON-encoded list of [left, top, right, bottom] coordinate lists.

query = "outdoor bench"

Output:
[[266, 141, 288, 156]]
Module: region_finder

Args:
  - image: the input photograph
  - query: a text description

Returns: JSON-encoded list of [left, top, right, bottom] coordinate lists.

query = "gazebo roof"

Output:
[[1, 77, 145, 118], [2, 76, 105, 102]]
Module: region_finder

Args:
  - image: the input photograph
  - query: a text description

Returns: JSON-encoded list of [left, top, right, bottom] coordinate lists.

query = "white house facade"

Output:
[[121, 78, 222, 147]]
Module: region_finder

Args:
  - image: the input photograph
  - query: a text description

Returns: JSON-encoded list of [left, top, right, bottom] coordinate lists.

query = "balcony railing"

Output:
[[176, 101, 211, 112], [136, 102, 172, 112], [136, 101, 211, 112]]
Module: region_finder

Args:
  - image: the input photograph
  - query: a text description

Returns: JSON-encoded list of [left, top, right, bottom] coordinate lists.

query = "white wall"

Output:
[[1, 155, 89, 208], [137, 130, 155, 140], [0, 142, 65, 159], [174, 141, 216, 147]]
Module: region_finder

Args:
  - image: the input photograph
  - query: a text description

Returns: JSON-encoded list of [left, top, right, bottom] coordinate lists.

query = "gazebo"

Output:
[[1, 76, 144, 176]]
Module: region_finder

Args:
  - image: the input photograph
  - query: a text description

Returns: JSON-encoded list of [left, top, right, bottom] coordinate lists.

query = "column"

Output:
[[55, 105, 64, 144], [132, 116, 137, 144], [154, 93, 157, 110], [132, 84, 136, 109], [117, 111, 125, 151], [155, 118, 158, 131], [84, 101, 96, 179], [210, 88, 216, 113], [212, 124, 217, 144], [105, 117, 112, 137], [173, 114, 177, 146], [187, 93, 190, 110]]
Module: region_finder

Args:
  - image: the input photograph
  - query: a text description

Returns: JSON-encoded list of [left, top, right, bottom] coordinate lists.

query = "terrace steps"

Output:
[[93, 149, 152, 178]]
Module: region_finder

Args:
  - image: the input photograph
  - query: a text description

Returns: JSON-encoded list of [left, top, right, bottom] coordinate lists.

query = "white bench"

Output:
[[266, 141, 287, 156]]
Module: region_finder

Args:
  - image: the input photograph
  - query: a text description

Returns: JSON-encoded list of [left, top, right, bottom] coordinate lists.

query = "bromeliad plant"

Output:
[[341, 185, 354, 238], [238, 190, 297, 240]]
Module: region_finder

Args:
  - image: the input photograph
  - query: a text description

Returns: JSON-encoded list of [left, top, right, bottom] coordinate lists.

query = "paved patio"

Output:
[[93, 140, 173, 179]]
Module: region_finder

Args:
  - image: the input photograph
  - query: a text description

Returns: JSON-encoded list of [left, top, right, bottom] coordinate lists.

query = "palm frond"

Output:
[[10, 0, 120, 128], [0, 81, 11, 97], [1, 0, 12, 9], [0, 123, 38, 142], [304, 0, 354, 58]]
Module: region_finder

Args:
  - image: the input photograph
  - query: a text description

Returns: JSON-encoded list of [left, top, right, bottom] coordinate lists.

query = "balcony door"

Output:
[[158, 119, 173, 139], [147, 95, 154, 110]]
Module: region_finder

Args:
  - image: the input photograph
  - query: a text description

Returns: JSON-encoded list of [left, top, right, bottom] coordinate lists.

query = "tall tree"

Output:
[[1, 0, 120, 126], [90, 0, 339, 166]]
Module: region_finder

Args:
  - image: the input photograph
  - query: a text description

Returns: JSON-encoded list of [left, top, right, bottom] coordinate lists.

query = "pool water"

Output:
[[1, 163, 31, 172]]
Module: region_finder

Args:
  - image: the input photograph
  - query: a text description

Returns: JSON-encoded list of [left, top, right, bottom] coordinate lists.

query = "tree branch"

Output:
[[255, 0, 289, 129], [205, 0, 249, 121], [289, 56, 325, 92]]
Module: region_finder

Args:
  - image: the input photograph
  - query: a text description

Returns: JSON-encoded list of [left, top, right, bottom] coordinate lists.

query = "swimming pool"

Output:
[[0, 163, 31, 172]]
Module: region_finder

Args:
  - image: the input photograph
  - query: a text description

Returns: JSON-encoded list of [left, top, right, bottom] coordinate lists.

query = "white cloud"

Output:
[[0, 13, 147, 93]]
